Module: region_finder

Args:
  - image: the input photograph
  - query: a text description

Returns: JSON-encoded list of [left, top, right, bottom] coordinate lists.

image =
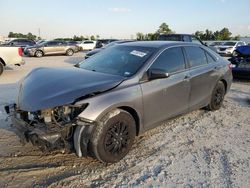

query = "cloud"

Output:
[[109, 7, 132, 13]]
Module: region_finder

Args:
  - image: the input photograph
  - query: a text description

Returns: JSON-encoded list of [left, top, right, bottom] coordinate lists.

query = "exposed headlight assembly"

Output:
[[40, 104, 88, 125]]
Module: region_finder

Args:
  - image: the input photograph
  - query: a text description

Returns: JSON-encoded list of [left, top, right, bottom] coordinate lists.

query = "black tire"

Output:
[[207, 81, 225, 111], [0, 61, 4, 76], [35, 50, 43, 58], [232, 51, 238, 57], [66, 49, 74, 56], [90, 109, 136, 163]]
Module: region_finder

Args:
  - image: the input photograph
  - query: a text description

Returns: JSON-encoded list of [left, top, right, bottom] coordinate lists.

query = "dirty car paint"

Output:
[[17, 67, 124, 112]]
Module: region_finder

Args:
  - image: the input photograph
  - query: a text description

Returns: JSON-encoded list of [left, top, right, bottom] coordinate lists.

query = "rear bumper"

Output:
[[232, 68, 250, 79]]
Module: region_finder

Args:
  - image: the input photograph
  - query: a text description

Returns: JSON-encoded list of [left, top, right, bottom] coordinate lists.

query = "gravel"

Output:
[[0, 54, 249, 187]]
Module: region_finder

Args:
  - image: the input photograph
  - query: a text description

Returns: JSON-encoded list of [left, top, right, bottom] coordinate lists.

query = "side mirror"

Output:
[[147, 69, 169, 80], [74, 62, 80, 68]]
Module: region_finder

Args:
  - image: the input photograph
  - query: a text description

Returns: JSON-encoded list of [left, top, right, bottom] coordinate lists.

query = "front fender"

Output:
[[75, 83, 143, 130]]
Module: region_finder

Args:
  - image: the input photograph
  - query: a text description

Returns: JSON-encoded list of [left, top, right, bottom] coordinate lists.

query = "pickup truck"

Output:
[[0, 47, 25, 76], [158, 34, 217, 52]]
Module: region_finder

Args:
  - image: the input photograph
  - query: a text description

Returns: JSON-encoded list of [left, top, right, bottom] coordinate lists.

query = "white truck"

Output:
[[0, 47, 25, 76]]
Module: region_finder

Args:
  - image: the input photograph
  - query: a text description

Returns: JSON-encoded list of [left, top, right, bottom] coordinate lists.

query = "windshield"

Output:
[[223, 42, 236, 46], [79, 45, 156, 77]]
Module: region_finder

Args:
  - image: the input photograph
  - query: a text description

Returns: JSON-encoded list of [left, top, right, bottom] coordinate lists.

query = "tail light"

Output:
[[18, 48, 23, 56], [228, 63, 233, 71]]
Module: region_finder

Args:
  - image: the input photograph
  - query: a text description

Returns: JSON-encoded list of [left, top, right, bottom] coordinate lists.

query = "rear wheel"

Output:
[[35, 50, 43, 58], [0, 61, 4, 76], [90, 109, 136, 163], [207, 81, 225, 111], [66, 49, 74, 56]]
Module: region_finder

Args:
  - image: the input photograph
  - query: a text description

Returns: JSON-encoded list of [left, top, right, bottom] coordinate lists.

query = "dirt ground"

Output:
[[0, 54, 249, 187]]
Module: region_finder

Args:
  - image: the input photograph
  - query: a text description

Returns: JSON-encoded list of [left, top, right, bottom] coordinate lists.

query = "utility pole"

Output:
[[38, 28, 41, 39]]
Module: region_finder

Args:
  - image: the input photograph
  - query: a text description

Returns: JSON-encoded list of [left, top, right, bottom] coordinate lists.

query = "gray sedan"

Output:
[[5, 41, 232, 163]]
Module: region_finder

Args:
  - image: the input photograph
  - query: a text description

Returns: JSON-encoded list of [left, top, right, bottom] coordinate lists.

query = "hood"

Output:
[[18, 67, 124, 112]]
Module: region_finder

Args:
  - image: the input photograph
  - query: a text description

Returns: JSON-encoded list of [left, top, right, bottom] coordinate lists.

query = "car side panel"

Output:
[[188, 63, 220, 109], [140, 71, 190, 130]]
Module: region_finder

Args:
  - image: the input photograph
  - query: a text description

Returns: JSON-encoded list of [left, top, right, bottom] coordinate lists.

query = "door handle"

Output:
[[214, 66, 222, 70], [184, 75, 190, 80]]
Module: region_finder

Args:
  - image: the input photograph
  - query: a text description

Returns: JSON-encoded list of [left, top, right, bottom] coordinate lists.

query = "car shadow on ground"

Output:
[[64, 56, 85, 65]]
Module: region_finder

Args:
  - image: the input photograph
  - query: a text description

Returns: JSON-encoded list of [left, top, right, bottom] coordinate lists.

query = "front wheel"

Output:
[[232, 51, 238, 57], [35, 50, 43, 58], [90, 109, 136, 163], [207, 81, 225, 111]]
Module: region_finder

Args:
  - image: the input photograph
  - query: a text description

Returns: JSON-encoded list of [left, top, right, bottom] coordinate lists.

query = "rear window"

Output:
[[185, 46, 207, 67], [205, 52, 216, 63]]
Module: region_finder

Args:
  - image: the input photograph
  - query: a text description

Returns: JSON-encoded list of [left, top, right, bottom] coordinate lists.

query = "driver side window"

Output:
[[150, 47, 186, 73]]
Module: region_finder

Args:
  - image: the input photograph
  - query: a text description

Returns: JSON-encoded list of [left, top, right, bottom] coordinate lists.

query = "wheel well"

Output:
[[36, 50, 44, 54], [220, 79, 227, 92], [0, 58, 6, 66], [118, 106, 140, 136]]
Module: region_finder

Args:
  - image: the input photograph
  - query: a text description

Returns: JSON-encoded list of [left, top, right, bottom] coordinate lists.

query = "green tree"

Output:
[[195, 31, 204, 40], [218, 28, 232, 40], [136, 32, 145, 40], [231, 35, 240, 40], [203, 29, 214, 40], [90, 35, 95, 40], [156, 22, 173, 34]]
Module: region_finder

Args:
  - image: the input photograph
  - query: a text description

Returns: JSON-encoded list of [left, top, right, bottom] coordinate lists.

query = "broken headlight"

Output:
[[40, 104, 88, 125]]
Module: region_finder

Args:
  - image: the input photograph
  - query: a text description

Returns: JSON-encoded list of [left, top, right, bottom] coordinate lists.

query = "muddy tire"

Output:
[[207, 81, 225, 111], [35, 50, 43, 58], [66, 49, 74, 56], [0, 61, 4, 76], [90, 109, 136, 163]]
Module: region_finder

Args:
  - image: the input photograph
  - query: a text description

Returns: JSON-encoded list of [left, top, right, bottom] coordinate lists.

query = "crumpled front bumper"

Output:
[[5, 104, 65, 149], [5, 104, 95, 156]]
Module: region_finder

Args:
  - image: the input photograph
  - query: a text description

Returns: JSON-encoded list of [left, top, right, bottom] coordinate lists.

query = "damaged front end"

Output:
[[5, 103, 90, 153]]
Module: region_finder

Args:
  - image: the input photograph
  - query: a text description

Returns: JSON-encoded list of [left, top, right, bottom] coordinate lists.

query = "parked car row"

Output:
[[228, 45, 250, 79], [208, 41, 246, 56], [24, 40, 78, 57], [0, 46, 25, 76]]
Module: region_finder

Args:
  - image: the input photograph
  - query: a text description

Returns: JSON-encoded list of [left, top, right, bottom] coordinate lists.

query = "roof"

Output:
[[119, 41, 199, 49]]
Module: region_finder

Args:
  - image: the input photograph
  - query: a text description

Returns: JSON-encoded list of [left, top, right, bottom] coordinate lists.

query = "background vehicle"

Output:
[[217, 41, 246, 56], [6, 41, 232, 163], [66, 41, 80, 52], [84, 40, 134, 59], [229, 45, 250, 79], [0, 47, 25, 76], [77, 40, 96, 51], [208, 41, 225, 52], [24, 40, 77, 57], [2, 38, 36, 50], [95, 39, 118, 48], [158, 34, 217, 52]]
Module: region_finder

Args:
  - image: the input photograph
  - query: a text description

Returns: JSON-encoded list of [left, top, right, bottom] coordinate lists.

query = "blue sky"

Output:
[[0, 0, 250, 39]]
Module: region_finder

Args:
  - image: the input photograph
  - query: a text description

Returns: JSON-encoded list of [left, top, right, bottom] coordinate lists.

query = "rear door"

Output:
[[184, 46, 219, 110], [140, 46, 190, 129]]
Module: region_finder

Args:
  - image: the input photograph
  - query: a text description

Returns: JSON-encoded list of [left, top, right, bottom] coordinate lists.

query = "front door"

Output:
[[140, 47, 190, 129]]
